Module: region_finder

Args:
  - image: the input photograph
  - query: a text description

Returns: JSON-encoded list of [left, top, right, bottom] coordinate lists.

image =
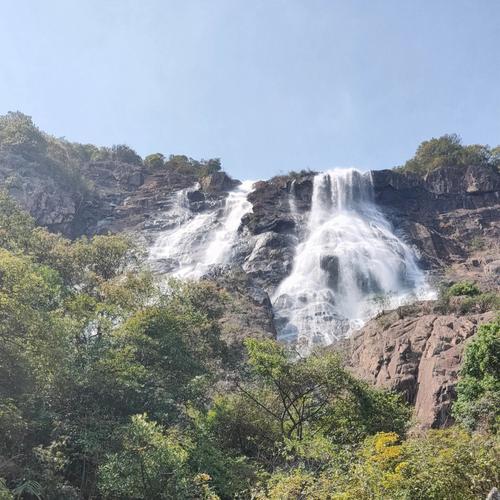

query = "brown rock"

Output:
[[348, 310, 495, 429], [199, 172, 239, 193]]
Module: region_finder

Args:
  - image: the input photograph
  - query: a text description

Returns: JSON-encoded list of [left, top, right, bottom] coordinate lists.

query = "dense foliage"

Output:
[[0, 112, 142, 169], [397, 133, 500, 175], [145, 153, 222, 178]]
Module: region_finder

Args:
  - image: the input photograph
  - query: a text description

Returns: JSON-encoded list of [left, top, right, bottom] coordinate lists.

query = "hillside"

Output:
[[0, 113, 498, 499]]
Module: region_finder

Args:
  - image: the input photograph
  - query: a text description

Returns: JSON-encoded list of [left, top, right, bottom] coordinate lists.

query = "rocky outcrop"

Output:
[[238, 174, 314, 292], [243, 174, 313, 234], [199, 171, 239, 193], [0, 151, 90, 236], [348, 306, 495, 429], [370, 165, 500, 268]]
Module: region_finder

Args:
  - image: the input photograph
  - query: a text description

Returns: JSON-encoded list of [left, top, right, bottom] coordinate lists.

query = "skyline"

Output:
[[1, 1, 499, 179]]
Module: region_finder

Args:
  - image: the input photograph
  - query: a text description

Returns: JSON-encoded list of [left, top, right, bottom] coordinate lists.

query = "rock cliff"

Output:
[[347, 305, 495, 428]]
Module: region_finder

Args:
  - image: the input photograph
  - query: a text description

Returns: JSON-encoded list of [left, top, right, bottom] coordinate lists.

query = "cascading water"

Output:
[[272, 168, 430, 351], [149, 180, 254, 278]]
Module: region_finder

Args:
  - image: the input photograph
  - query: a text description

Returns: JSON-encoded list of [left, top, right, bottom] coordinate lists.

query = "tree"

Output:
[[98, 414, 192, 499], [144, 153, 165, 170], [398, 134, 500, 175], [0, 111, 47, 159], [110, 144, 142, 165], [208, 339, 409, 468], [453, 320, 500, 432]]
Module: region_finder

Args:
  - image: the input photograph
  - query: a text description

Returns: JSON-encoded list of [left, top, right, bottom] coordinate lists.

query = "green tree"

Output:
[[110, 144, 142, 165], [98, 414, 193, 499], [398, 134, 499, 175], [144, 153, 165, 170], [453, 320, 500, 432], [208, 339, 409, 468], [0, 111, 47, 159]]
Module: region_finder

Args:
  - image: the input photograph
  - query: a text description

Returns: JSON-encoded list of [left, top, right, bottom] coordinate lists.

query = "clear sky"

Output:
[[1, 0, 499, 180]]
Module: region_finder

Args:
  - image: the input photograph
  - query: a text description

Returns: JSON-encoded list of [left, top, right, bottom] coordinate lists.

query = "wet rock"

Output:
[[202, 266, 276, 352], [320, 255, 339, 289], [242, 232, 297, 293]]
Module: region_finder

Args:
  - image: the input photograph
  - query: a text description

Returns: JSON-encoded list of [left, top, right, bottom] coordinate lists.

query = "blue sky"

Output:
[[1, 0, 499, 180]]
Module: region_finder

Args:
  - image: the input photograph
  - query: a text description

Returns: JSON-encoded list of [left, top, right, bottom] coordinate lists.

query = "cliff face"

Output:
[[230, 165, 500, 293], [371, 165, 500, 268], [348, 305, 495, 429], [3, 146, 498, 278], [0, 150, 239, 238]]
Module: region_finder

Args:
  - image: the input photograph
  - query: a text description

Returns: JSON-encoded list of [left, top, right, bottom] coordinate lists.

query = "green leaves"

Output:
[[210, 339, 410, 472], [446, 280, 481, 298], [397, 134, 500, 175], [98, 414, 192, 500], [453, 320, 500, 432]]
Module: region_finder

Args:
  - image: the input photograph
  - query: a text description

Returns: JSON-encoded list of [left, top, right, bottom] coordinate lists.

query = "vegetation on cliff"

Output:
[[0, 193, 498, 499], [396, 133, 500, 175], [0, 112, 222, 202], [453, 319, 500, 433]]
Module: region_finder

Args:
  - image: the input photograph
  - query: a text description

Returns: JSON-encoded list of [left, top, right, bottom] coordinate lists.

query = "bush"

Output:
[[447, 281, 481, 297], [164, 154, 221, 178], [0, 111, 47, 159], [110, 144, 142, 165], [456, 292, 500, 314], [436, 281, 498, 314]]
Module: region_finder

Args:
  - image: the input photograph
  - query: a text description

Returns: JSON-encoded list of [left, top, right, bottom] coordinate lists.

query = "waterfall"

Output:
[[272, 168, 430, 351], [148, 169, 431, 352], [149, 181, 254, 278]]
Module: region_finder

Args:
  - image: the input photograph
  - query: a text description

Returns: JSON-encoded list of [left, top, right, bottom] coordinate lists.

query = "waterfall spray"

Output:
[[272, 168, 430, 351]]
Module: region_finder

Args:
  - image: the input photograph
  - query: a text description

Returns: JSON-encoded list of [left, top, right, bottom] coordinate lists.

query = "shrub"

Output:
[[447, 281, 481, 298], [0, 111, 47, 159], [164, 154, 221, 178], [110, 144, 143, 165], [457, 292, 500, 314]]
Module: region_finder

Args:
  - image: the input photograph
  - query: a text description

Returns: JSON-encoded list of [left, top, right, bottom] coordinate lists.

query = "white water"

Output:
[[149, 180, 254, 278], [272, 168, 431, 351]]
